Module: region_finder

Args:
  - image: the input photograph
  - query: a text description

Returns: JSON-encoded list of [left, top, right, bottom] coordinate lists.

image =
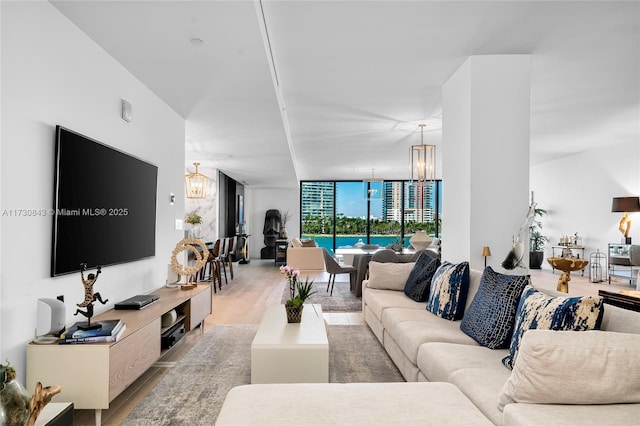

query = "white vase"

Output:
[[189, 224, 202, 239], [410, 231, 432, 251]]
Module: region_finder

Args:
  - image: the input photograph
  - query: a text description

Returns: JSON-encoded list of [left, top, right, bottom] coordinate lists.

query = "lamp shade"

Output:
[[481, 246, 492, 257], [612, 197, 640, 213]]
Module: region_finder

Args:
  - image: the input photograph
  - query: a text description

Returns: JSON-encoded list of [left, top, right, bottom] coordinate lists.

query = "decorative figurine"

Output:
[[502, 202, 537, 270], [74, 263, 108, 330]]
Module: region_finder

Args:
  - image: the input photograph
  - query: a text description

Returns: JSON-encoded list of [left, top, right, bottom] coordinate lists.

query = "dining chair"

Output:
[[209, 239, 225, 291], [322, 248, 357, 296], [371, 249, 403, 263], [222, 236, 235, 280], [217, 238, 229, 285]]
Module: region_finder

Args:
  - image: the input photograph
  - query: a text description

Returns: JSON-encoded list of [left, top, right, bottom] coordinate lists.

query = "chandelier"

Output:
[[184, 162, 209, 199], [409, 124, 436, 185]]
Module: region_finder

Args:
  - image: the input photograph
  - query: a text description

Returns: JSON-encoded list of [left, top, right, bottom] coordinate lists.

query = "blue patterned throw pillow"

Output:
[[502, 285, 604, 369], [426, 261, 470, 320], [460, 267, 530, 349], [404, 252, 440, 302]]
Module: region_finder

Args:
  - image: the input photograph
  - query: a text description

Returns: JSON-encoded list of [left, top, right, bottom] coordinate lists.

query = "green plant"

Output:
[[529, 207, 548, 252], [185, 211, 202, 225], [0, 359, 15, 383], [280, 265, 316, 307]]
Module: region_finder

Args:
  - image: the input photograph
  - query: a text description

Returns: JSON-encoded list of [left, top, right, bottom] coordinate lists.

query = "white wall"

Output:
[[442, 55, 531, 271], [246, 187, 300, 259], [0, 2, 185, 381], [531, 140, 640, 271]]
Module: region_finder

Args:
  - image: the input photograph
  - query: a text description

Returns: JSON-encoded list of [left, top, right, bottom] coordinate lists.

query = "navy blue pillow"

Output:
[[460, 267, 530, 349], [404, 252, 440, 302]]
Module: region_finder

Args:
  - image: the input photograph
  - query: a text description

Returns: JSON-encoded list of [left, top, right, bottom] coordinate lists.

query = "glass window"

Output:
[[301, 180, 442, 251], [335, 182, 367, 249]]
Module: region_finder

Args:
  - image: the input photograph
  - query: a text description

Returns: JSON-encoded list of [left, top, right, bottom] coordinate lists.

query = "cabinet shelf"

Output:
[[27, 284, 212, 425], [608, 243, 640, 287]]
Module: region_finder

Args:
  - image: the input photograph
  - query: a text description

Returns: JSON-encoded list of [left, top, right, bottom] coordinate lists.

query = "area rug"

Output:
[[122, 324, 403, 425], [280, 280, 362, 312]]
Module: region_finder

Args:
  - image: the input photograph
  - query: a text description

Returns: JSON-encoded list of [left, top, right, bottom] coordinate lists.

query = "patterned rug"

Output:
[[280, 280, 362, 312], [123, 324, 403, 425]]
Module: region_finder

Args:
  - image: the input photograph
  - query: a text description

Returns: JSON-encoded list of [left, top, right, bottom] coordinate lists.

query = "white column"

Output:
[[442, 55, 531, 272]]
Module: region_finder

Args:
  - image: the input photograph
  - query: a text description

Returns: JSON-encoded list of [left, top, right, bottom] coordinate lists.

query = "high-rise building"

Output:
[[301, 182, 335, 219], [381, 181, 435, 223]]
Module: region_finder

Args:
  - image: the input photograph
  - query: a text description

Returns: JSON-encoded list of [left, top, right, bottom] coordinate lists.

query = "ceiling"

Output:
[[51, 1, 639, 189]]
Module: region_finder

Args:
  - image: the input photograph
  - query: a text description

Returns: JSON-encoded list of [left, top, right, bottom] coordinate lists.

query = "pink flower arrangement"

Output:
[[280, 265, 315, 307]]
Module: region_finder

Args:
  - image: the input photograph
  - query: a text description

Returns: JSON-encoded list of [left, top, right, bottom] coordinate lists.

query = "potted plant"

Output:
[[529, 207, 548, 269], [0, 360, 30, 426], [280, 265, 316, 323], [185, 212, 203, 238]]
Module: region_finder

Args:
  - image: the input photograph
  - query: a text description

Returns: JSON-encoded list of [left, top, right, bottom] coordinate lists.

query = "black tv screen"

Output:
[[52, 126, 158, 276]]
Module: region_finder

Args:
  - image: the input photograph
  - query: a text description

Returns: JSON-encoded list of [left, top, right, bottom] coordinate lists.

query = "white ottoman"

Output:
[[215, 382, 493, 425]]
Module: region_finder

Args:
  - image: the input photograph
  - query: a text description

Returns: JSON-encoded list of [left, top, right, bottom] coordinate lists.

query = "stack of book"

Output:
[[59, 319, 126, 344]]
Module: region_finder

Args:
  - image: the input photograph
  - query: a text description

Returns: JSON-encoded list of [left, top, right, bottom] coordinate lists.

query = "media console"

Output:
[[26, 284, 212, 425]]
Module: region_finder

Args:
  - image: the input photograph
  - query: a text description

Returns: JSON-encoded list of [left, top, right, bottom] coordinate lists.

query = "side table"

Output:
[[275, 239, 288, 266], [35, 402, 74, 426], [550, 246, 586, 275]]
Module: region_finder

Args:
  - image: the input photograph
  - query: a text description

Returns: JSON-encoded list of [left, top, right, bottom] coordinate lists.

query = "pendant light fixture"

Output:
[[410, 124, 436, 185], [184, 162, 209, 199]]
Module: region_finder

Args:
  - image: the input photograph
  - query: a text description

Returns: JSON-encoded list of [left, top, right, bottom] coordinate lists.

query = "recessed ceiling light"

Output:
[[190, 38, 204, 46]]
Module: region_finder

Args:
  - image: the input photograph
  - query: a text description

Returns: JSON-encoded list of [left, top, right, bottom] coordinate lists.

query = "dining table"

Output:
[[335, 247, 416, 296]]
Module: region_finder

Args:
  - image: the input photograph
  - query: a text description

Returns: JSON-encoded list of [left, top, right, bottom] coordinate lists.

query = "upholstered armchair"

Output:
[[286, 238, 325, 271]]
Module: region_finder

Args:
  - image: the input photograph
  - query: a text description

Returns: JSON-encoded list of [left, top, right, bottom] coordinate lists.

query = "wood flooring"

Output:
[[73, 259, 634, 425]]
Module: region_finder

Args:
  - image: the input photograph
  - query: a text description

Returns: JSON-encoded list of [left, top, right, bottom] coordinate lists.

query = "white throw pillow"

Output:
[[498, 329, 640, 410], [367, 261, 415, 291]]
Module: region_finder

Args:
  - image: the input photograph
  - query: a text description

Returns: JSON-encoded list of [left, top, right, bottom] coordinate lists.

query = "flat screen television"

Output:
[[51, 126, 158, 276]]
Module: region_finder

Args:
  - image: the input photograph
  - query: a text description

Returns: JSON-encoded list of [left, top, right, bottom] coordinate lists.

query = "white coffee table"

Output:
[[251, 304, 329, 384]]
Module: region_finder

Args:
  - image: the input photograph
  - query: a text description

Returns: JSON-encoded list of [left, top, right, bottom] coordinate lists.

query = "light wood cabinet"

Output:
[[27, 284, 212, 425]]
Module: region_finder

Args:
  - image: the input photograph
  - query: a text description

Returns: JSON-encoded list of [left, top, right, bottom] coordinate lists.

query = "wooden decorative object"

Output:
[[547, 257, 589, 293], [27, 382, 62, 426], [170, 238, 209, 285]]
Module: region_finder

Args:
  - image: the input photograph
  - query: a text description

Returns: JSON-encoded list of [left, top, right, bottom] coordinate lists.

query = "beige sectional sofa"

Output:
[[217, 261, 640, 425], [363, 265, 640, 425]]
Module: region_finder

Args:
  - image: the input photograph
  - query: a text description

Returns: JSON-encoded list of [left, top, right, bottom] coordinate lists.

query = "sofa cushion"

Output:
[[502, 285, 604, 369], [363, 286, 425, 321], [427, 261, 470, 320], [460, 267, 530, 349], [448, 367, 513, 425], [381, 308, 479, 365], [403, 252, 440, 302], [498, 330, 640, 410], [290, 237, 302, 247], [367, 261, 415, 291], [418, 342, 508, 383], [216, 382, 494, 426], [502, 402, 640, 426]]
